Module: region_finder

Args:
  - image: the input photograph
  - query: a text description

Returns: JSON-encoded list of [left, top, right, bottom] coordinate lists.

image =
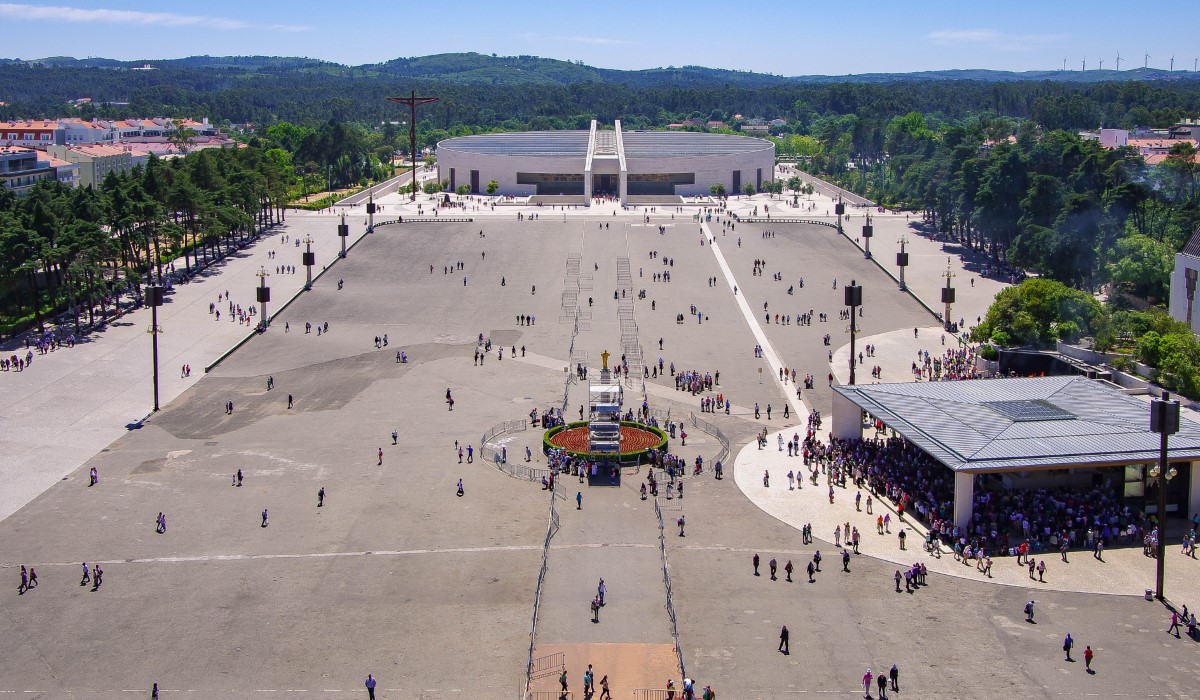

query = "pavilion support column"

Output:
[[584, 169, 593, 207], [618, 171, 628, 207], [1189, 461, 1200, 519], [830, 391, 862, 441], [953, 471, 974, 529]]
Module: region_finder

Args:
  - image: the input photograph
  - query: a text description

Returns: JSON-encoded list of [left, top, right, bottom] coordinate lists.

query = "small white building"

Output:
[[1169, 226, 1200, 332]]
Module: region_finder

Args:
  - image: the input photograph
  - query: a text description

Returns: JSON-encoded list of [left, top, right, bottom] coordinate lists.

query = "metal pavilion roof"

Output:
[[833, 376, 1200, 473]]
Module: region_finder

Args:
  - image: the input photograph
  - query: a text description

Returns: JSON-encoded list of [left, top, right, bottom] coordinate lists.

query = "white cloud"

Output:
[[517, 32, 631, 46], [927, 29, 1067, 52], [0, 3, 310, 32]]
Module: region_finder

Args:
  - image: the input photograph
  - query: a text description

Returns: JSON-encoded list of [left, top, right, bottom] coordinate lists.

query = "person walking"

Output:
[[806, 561, 815, 583], [598, 579, 606, 606], [18, 565, 28, 594], [261, 509, 269, 528], [576, 491, 583, 510], [877, 672, 887, 698], [769, 558, 777, 580], [591, 596, 601, 622], [1025, 600, 1035, 623], [1083, 645, 1094, 673], [81, 562, 90, 587], [365, 673, 377, 700], [1037, 560, 1046, 582], [753, 553, 760, 576], [784, 560, 793, 582], [318, 487, 325, 507], [1063, 633, 1074, 661], [378, 448, 383, 466], [560, 670, 568, 694], [889, 664, 899, 691], [862, 669, 873, 698], [151, 682, 159, 699], [598, 674, 611, 700], [1168, 610, 1182, 637], [778, 625, 789, 654], [842, 549, 851, 572], [894, 570, 902, 592], [287, 394, 293, 409]]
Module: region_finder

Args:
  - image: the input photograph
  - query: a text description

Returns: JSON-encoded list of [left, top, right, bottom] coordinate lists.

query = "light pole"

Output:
[[941, 257, 956, 331], [1150, 392, 1180, 601], [845, 280, 862, 385], [302, 234, 315, 290], [255, 266, 271, 330], [897, 234, 909, 291], [835, 197, 845, 234], [862, 212, 873, 259], [366, 191, 376, 232], [338, 213, 349, 258], [146, 284, 164, 411]]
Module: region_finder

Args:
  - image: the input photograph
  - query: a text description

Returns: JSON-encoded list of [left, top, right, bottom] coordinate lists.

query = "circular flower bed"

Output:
[[543, 421, 668, 464]]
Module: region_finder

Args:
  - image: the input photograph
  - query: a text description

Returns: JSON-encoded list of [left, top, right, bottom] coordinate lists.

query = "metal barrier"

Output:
[[481, 419, 558, 483], [729, 215, 837, 227], [653, 499, 686, 680], [688, 412, 731, 468], [529, 651, 565, 680], [523, 481, 561, 699], [633, 690, 673, 700], [529, 693, 572, 700]]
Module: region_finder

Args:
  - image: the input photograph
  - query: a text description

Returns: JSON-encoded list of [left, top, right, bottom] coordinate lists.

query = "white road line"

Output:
[[19, 541, 655, 569], [702, 222, 808, 422]]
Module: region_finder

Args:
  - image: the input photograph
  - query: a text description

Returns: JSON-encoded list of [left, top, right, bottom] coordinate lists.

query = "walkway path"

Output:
[[0, 211, 368, 522]]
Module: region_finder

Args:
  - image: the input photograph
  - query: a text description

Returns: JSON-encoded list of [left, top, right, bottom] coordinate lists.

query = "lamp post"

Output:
[[835, 197, 845, 234], [845, 279, 862, 385], [862, 212, 873, 259], [146, 284, 164, 411], [1150, 392, 1180, 601], [366, 191, 376, 232], [302, 234, 315, 290], [941, 257, 956, 331], [337, 213, 349, 258], [897, 234, 909, 291], [255, 266, 271, 330]]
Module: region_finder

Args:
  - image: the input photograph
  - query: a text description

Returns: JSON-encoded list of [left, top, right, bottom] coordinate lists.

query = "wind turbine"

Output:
[[1063, 57, 1067, 71], [1099, 58, 1104, 70], [1170, 55, 1175, 72], [1145, 51, 1151, 69], [1082, 59, 1086, 71], [1115, 51, 1121, 71]]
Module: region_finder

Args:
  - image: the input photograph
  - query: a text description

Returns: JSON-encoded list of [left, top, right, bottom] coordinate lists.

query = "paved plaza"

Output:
[[2, 182, 1199, 699]]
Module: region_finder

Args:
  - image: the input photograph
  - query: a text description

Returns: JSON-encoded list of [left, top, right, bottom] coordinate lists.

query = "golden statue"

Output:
[[600, 350, 611, 370]]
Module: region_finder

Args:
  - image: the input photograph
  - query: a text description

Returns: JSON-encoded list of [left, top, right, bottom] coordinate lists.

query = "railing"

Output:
[[728, 215, 837, 227], [653, 499, 687, 680], [481, 419, 528, 464], [529, 692, 572, 700], [523, 481, 561, 700], [529, 651, 565, 680], [633, 690, 673, 700], [688, 412, 731, 467]]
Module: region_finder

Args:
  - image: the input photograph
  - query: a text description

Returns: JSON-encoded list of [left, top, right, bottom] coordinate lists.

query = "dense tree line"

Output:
[[4, 61, 1200, 144], [0, 147, 289, 333], [797, 112, 1200, 300]]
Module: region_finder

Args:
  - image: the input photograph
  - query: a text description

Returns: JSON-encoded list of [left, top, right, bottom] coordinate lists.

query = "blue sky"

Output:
[[2, 0, 1198, 75]]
